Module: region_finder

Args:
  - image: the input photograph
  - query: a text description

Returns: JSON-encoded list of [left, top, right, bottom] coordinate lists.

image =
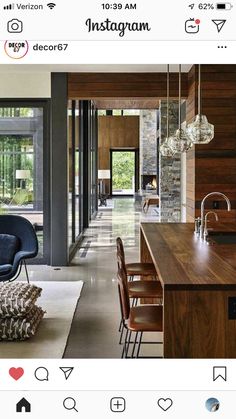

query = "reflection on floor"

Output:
[[27, 198, 161, 358], [64, 197, 162, 358]]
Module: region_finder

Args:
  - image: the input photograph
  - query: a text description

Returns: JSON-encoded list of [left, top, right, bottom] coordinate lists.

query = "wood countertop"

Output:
[[140, 223, 236, 290]]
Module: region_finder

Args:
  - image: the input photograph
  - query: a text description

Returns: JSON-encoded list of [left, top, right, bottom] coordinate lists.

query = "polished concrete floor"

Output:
[[63, 197, 162, 359], [27, 197, 162, 358]]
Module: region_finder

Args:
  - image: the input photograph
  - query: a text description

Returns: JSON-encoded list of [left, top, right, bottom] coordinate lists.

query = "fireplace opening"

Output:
[[141, 175, 158, 192]]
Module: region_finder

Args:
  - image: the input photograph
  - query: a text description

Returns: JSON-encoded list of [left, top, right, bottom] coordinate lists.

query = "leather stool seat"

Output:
[[126, 262, 156, 277], [129, 305, 163, 332], [128, 280, 162, 299]]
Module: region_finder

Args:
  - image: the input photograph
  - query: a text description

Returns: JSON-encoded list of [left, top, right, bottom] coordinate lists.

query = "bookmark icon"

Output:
[[213, 366, 227, 381]]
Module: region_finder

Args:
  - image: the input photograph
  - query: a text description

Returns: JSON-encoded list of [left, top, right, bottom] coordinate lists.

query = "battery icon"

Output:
[[216, 3, 233, 9]]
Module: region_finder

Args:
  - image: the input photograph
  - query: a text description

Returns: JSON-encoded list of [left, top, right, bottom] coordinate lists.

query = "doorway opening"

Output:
[[110, 149, 138, 196]]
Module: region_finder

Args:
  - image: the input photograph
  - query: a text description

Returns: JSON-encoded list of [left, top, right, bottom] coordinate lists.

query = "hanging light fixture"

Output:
[[160, 64, 176, 157], [186, 64, 214, 144], [169, 65, 193, 153]]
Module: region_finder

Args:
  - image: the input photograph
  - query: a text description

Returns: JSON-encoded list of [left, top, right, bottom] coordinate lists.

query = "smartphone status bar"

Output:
[[0, 0, 235, 41]]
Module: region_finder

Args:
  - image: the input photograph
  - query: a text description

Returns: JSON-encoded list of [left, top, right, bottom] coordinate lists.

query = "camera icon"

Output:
[[7, 19, 23, 33]]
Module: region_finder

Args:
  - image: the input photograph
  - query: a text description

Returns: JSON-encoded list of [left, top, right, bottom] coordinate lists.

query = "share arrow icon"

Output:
[[59, 367, 74, 380], [212, 19, 226, 33]]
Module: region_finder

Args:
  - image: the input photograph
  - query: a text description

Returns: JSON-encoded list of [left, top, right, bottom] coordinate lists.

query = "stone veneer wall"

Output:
[[159, 101, 182, 222], [139, 110, 158, 186]]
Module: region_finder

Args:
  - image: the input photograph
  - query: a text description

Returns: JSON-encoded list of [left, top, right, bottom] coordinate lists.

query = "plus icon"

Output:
[[110, 397, 126, 413]]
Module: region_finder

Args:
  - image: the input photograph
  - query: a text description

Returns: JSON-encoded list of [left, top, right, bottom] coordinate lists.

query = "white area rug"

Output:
[[0, 281, 83, 359]]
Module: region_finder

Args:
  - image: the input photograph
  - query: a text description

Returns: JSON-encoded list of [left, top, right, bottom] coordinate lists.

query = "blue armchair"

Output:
[[0, 215, 38, 283]]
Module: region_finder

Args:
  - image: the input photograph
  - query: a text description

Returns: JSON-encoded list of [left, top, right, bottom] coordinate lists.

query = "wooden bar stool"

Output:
[[117, 267, 163, 358], [116, 237, 157, 281]]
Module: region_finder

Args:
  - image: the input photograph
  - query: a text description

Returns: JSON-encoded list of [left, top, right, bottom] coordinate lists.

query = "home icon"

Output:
[[16, 398, 31, 413]]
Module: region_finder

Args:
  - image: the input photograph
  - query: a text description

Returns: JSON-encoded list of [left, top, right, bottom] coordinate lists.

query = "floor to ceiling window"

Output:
[[0, 104, 50, 262], [67, 100, 98, 257], [90, 103, 98, 217], [68, 100, 83, 253], [0, 135, 34, 206], [75, 101, 80, 238], [68, 100, 81, 250]]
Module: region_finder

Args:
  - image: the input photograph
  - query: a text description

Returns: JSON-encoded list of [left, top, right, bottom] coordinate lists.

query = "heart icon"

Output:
[[157, 398, 173, 411], [9, 367, 24, 381]]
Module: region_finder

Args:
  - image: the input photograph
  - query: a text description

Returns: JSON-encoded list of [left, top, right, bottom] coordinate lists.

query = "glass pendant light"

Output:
[[169, 65, 193, 153], [186, 64, 214, 144], [160, 64, 176, 157]]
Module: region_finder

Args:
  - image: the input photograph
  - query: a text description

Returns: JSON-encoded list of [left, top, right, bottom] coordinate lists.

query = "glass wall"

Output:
[[67, 100, 82, 252], [0, 105, 47, 261], [90, 103, 97, 217], [67, 100, 98, 254], [0, 135, 34, 205], [68, 100, 73, 247], [75, 101, 80, 238], [68, 100, 97, 254]]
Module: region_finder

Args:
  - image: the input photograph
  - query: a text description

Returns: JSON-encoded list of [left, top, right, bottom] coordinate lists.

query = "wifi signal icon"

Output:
[[47, 2, 56, 9]]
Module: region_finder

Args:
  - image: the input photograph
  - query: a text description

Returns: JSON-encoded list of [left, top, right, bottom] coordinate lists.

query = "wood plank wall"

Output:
[[188, 65, 236, 221], [98, 115, 139, 171], [68, 73, 188, 99], [186, 66, 197, 221]]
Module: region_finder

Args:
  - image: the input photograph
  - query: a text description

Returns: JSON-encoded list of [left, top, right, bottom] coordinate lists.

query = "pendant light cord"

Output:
[[178, 64, 181, 130], [198, 63, 201, 116], [167, 64, 169, 138]]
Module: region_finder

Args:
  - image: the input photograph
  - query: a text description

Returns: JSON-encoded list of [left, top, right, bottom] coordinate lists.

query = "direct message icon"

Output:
[[59, 367, 74, 380], [157, 398, 173, 412], [213, 366, 227, 382]]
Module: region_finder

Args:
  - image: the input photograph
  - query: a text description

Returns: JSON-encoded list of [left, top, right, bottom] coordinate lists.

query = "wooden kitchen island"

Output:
[[140, 223, 236, 358]]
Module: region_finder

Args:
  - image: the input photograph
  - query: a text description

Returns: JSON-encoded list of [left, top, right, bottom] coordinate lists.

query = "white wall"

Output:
[[0, 73, 51, 98]]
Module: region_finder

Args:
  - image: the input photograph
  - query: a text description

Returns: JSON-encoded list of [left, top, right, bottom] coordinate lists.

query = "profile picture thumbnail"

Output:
[[205, 398, 220, 412]]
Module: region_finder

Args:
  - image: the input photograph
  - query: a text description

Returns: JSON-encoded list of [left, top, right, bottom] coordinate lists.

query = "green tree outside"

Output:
[[112, 151, 135, 190]]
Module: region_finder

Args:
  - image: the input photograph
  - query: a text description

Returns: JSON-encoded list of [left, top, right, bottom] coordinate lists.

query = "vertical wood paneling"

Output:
[[186, 66, 197, 222], [98, 116, 139, 170], [194, 65, 236, 220], [186, 64, 236, 222]]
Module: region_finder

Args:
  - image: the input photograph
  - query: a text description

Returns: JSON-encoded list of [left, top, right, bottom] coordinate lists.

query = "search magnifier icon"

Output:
[[63, 397, 78, 413]]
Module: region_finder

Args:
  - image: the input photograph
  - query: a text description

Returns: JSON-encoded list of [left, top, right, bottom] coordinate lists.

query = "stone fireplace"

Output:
[[139, 110, 158, 193], [141, 175, 158, 191]]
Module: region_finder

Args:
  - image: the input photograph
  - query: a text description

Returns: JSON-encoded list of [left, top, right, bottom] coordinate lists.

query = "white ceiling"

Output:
[[0, 64, 193, 73]]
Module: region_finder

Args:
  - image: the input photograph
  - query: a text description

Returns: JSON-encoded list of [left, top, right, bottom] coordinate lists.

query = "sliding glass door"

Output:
[[67, 100, 98, 256], [68, 100, 81, 249], [0, 103, 50, 263], [90, 103, 98, 217]]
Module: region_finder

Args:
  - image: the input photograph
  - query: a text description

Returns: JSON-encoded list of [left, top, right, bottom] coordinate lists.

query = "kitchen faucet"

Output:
[[203, 211, 219, 240], [200, 192, 231, 239]]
